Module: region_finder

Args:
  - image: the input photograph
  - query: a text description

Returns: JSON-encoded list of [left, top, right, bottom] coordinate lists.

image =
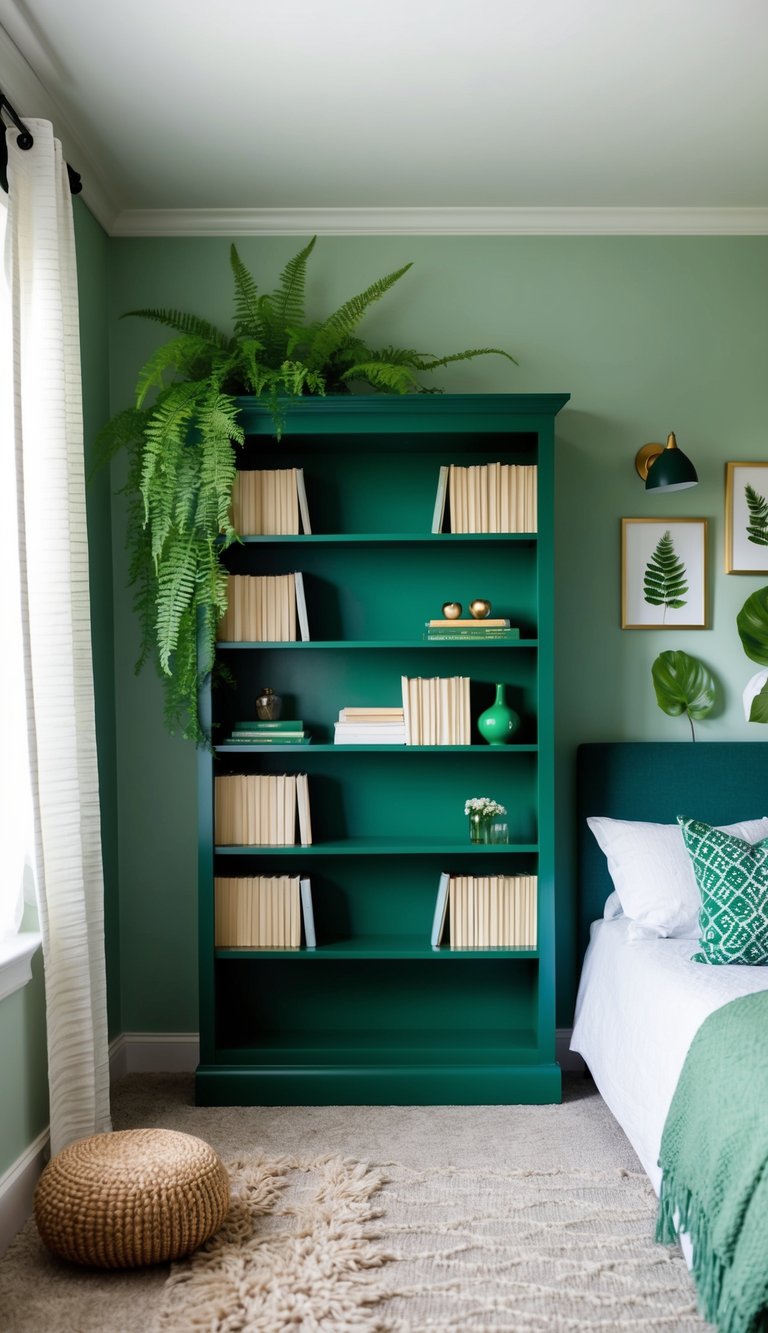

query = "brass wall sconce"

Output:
[[635, 432, 698, 492]]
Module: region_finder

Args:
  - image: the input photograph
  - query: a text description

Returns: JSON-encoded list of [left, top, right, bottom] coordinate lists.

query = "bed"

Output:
[[570, 742, 768, 1329]]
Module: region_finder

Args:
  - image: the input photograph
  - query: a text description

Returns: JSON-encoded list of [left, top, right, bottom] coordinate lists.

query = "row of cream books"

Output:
[[401, 676, 471, 745], [215, 876, 316, 948], [334, 706, 406, 744], [432, 463, 538, 534], [431, 874, 538, 948], [217, 573, 309, 642], [214, 774, 312, 845], [231, 468, 311, 536]]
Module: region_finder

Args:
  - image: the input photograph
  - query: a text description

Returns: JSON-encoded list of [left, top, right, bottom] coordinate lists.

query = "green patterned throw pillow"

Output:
[[678, 816, 768, 965]]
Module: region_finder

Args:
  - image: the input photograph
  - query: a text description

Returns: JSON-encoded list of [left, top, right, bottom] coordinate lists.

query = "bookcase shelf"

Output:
[[236, 533, 538, 545], [218, 639, 539, 649], [216, 937, 539, 960], [197, 393, 568, 1106], [215, 743, 540, 754], [214, 840, 540, 855]]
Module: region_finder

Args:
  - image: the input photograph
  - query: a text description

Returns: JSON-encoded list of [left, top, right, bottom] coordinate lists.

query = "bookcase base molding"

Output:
[[197, 394, 568, 1107], [195, 1063, 562, 1106]]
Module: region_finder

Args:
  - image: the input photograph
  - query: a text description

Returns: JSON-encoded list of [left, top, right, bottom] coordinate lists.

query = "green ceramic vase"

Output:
[[477, 683, 520, 746]]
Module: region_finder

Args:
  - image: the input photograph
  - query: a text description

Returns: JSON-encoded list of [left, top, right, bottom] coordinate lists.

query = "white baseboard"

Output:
[[0, 1027, 579, 1254], [109, 1032, 200, 1078], [0, 1128, 49, 1256], [0, 1035, 199, 1255]]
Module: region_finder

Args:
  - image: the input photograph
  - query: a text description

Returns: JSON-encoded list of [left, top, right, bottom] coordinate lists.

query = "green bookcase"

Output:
[[196, 393, 569, 1105]]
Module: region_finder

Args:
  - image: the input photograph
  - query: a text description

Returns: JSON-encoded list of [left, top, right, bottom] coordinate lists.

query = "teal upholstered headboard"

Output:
[[577, 742, 768, 956]]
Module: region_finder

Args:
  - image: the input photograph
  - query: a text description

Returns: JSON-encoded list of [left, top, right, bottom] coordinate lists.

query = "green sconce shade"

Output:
[[635, 432, 698, 492]]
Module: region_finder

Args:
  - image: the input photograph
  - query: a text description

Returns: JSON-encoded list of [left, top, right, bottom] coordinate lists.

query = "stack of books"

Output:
[[223, 720, 311, 746], [231, 468, 311, 535], [215, 875, 316, 948], [217, 572, 309, 642], [431, 873, 538, 948], [400, 676, 471, 745], [214, 773, 312, 845], [424, 618, 521, 642], [432, 462, 538, 533], [334, 707, 406, 745]]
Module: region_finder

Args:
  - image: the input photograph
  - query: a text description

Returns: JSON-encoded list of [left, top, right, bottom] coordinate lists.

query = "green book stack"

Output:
[[424, 618, 520, 642], [224, 719, 311, 745]]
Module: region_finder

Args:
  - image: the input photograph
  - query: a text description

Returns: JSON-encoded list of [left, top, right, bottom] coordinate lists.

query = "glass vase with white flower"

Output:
[[464, 796, 507, 844]]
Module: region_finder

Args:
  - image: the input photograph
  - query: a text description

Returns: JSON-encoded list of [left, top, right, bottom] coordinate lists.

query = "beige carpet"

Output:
[[0, 1074, 710, 1331]]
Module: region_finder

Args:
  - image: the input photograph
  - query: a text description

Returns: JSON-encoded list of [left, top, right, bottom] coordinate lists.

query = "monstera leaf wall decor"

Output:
[[737, 586, 768, 722], [651, 649, 716, 741]]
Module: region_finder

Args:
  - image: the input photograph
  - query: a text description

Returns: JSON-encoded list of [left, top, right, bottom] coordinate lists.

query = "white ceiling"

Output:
[[2, 0, 768, 235]]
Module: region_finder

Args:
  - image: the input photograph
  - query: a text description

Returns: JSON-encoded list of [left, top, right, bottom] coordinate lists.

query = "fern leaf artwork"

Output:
[[643, 531, 688, 617], [745, 483, 768, 545], [95, 237, 518, 742]]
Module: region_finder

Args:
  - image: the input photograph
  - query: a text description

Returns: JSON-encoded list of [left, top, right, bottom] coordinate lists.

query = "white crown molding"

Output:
[[109, 205, 768, 238], [0, 20, 120, 233]]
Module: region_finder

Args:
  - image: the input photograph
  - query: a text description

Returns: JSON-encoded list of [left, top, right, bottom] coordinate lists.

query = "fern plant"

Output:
[[643, 531, 688, 619], [745, 483, 768, 545], [95, 238, 518, 742]]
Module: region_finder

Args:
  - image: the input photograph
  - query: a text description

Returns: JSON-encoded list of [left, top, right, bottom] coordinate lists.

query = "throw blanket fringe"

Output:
[[655, 991, 768, 1333], [657, 1173, 732, 1329]]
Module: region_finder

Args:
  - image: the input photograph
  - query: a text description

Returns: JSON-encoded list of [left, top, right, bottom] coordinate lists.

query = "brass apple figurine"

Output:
[[442, 601, 463, 619], [469, 599, 492, 619]]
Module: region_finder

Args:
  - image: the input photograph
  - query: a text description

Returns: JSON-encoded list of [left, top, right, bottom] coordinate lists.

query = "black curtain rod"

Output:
[[0, 88, 83, 195]]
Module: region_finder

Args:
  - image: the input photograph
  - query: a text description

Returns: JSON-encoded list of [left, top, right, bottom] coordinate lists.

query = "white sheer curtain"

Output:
[[3, 120, 111, 1154]]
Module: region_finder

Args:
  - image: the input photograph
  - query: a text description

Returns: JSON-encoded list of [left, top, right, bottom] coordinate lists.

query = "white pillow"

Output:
[[603, 890, 623, 921], [587, 815, 768, 939]]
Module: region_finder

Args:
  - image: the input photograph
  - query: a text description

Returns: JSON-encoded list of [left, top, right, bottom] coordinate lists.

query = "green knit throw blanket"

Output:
[[656, 991, 768, 1333]]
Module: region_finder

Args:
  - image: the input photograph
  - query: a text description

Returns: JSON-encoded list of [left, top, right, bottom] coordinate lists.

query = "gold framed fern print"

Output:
[[621, 518, 708, 629], [725, 463, 768, 573]]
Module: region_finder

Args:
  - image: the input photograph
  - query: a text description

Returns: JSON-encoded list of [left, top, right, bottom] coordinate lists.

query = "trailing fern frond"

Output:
[[410, 346, 519, 371], [230, 245, 262, 338], [139, 381, 202, 531], [90, 406, 151, 480], [155, 528, 199, 673], [124, 307, 230, 349], [135, 335, 221, 407], [341, 360, 424, 393], [271, 236, 316, 329], [307, 264, 413, 369], [96, 235, 517, 742]]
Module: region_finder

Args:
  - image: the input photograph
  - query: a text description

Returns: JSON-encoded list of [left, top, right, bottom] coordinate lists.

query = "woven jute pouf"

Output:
[[34, 1128, 230, 1268]]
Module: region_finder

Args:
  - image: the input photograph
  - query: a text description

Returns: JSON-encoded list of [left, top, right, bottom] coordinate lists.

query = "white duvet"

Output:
[[570, 915, 768, 1195]]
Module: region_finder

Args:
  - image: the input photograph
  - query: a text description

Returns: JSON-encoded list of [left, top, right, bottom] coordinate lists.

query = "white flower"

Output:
[[464, 796, 507, 818]]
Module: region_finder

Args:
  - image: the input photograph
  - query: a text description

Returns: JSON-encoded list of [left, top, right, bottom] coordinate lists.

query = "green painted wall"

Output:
[[0, 199, 116, 1179], [107, 236, 768, 1030], [77, 200, 120, 1038], [0, 949, 48, 1175]]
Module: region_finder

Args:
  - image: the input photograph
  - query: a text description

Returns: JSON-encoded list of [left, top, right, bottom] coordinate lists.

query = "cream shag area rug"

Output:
[[156, 1154, 708, 1332]]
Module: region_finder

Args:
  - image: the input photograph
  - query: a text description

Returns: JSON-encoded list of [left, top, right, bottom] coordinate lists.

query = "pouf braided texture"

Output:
[[34, 1128, 230, 1268]]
